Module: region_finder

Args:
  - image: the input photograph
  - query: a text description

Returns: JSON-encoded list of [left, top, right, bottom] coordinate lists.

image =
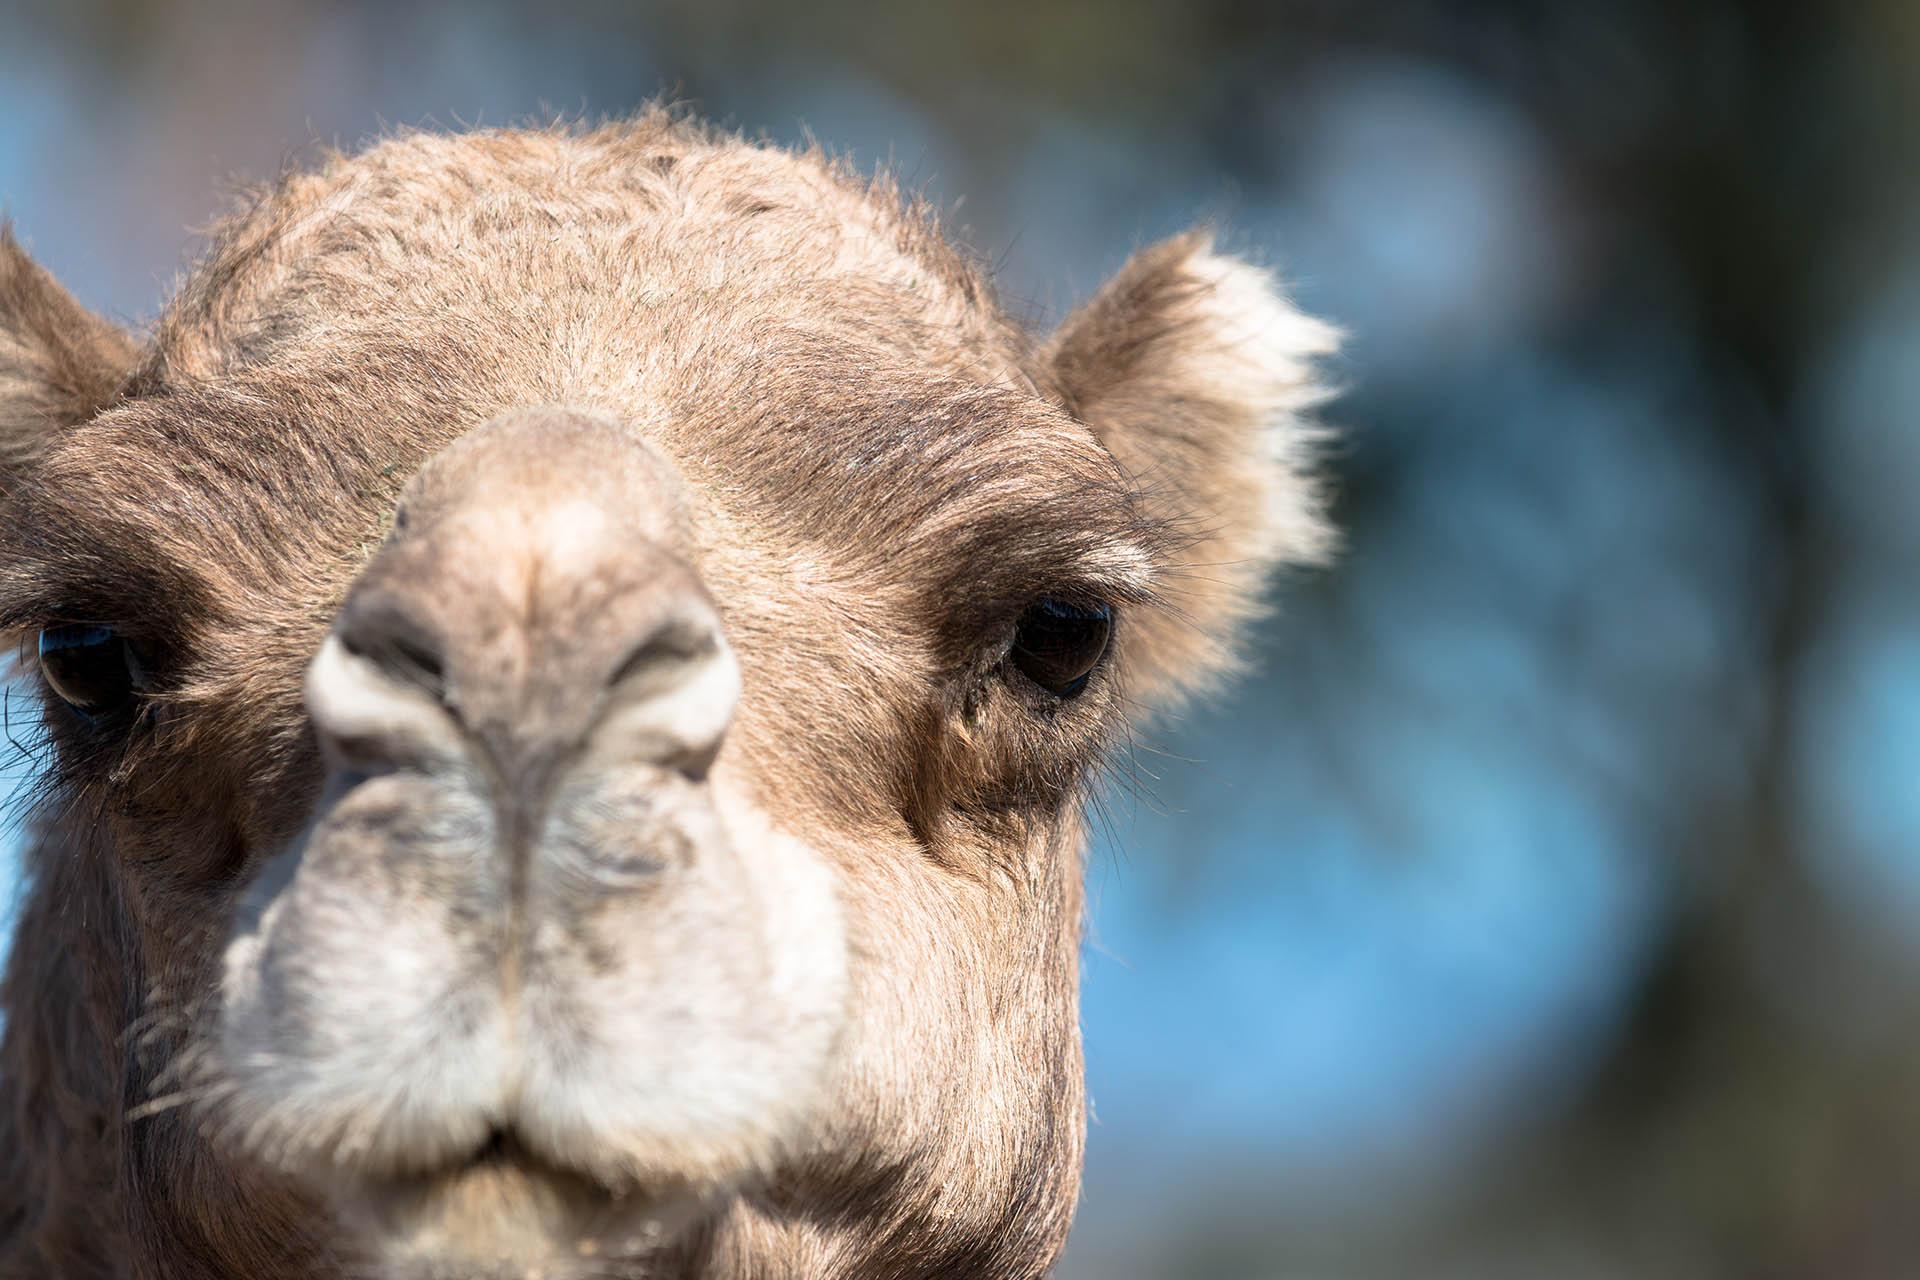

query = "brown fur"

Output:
[[0, 109, 1335, 1278], [0, 227, 138, 481]]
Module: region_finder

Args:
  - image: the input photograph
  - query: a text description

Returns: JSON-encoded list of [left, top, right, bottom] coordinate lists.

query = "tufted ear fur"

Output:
[[0, 227, 137, 489], [1039, 230, 1339, 707]]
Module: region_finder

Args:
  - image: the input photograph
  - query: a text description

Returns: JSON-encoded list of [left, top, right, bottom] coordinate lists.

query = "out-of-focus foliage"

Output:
[[1, 1, 1915, 1276]]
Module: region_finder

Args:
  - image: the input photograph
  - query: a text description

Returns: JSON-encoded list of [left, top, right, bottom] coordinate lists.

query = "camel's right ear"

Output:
[[0, 227, 136, 488]]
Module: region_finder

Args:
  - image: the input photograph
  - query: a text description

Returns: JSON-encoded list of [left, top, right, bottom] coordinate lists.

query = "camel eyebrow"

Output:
[[0, 517, 212, 641], [939, 524, 1161, 605], [0, 580, 197, 654], [926, 468, 1170, 589]]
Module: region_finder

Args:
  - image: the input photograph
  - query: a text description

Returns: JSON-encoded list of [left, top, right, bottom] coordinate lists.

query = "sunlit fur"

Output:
[[0, 108, 1336, 1279]]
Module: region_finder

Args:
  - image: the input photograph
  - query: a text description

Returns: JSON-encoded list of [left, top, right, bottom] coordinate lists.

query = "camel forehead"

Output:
[[118, 122, 1055, 535], [151, 120, 1009, 388], [250, 122, 969, 285]]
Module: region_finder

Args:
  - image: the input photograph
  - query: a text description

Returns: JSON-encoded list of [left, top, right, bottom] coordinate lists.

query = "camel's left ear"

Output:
[[0, 226, 136, 491], [1039, 231, 1339, 707]]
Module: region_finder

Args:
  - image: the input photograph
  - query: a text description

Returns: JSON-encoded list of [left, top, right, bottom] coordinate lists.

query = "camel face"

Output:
[[0, 114, 1335, 1279]]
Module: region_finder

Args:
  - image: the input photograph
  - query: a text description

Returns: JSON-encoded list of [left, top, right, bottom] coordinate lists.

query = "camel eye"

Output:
[[1011, 599, 1112, 697], [38, 624, 139, 721]]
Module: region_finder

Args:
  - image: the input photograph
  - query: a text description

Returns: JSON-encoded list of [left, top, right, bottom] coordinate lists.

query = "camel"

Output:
[[0, 110, 1336, 1279]]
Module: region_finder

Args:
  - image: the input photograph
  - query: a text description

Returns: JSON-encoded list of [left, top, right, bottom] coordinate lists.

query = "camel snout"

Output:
[[211, 411, 842, 1233], [308, 406, 735, 790]]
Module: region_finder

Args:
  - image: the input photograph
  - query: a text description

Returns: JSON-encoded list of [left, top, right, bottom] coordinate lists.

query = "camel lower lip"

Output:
[[337, 1138, 694, 1275]]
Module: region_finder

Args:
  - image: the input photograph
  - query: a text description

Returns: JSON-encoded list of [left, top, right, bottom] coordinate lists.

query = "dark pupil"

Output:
[[38, 624, 135, 720], [1012, 599, 1112, 697]]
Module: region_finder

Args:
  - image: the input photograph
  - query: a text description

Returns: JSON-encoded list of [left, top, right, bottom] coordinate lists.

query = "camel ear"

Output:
[[0, 227, 136, 488], [1040, 231, 1339, 707]]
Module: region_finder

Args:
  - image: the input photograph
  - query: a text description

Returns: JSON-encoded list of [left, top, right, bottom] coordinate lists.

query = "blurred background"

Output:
[[2, 1, 1917, 1275]]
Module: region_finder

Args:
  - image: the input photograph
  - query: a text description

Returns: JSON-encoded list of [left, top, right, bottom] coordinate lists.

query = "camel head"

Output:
[[0, 113, 1335, 1279]]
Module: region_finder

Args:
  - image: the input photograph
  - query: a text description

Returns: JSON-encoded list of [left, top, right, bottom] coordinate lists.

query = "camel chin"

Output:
[[341, 1152, 701, 1280]]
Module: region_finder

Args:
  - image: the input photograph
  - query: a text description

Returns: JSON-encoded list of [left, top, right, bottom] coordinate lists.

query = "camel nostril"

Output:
[[337, 589, 447, 700], [608, 614, 716, 693], [590, 604, 739, 777]]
